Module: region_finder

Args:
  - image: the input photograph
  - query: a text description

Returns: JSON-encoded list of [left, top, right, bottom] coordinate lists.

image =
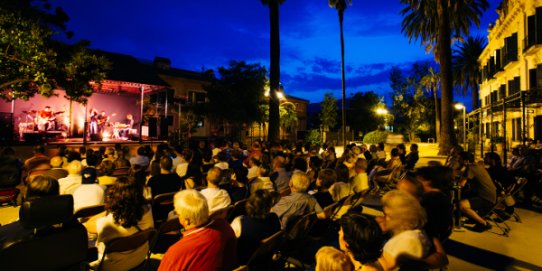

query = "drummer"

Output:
[[36, 106, 55, 132]]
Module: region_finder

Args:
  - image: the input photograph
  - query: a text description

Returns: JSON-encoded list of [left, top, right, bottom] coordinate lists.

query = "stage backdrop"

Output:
[[0, 90, 141, 139]]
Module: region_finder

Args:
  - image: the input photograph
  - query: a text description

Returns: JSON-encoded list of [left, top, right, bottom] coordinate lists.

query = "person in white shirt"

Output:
[[350, 158, 369, 194], [73, 169, 105, 211], [200, 167, 231, 214], [214, 152, 229, 170], [247, 157, 261, 180], [58, 160, 83, 195]]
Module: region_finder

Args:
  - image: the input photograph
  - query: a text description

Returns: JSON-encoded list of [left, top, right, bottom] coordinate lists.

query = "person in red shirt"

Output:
[[158, 190, 237, 271]]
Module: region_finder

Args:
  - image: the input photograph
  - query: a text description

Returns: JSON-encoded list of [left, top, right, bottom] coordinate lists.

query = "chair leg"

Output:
[[512, 212, 522, 223]]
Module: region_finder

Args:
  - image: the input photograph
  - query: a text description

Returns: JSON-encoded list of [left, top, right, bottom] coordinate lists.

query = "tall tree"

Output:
[[328, 0, 351, 146], [347, 91, 382, 137], [0, 0, 109, 103], [320, 92, 338, 132], [261, 0, 285, 143], [453, 35, 486, 109], [279, 102, 298, 140], [400, 0, 489, 154], [204, 61, 267, 138], [420, 67, 441, 143]]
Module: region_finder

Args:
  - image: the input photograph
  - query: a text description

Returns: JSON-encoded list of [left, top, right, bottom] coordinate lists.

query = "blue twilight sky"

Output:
[[49, 0, 502, 109]]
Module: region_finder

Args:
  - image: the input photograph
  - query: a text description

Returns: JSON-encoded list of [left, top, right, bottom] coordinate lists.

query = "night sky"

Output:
[[49, 0, 502, 109]]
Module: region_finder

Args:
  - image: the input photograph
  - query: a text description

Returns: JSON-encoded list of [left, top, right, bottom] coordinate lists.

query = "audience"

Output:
[[147, 156, 183, 197], [230, 189, 281, 264], [45, 156, 68, 180], [315, 246, 353, 271], [158, 190, 237, 271], [313, 168, 337, 208], [90, 176, 154, 271], [271, 172, 325, 228], [339, 213, 384, 271], [72, 168, 104, 212], [200, 167, 232, 214], [58, 160, 83, 195], [350, 158, 369, 194]]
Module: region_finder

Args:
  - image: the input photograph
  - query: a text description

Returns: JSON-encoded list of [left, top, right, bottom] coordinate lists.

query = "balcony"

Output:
[[524, 37, 542, 56]]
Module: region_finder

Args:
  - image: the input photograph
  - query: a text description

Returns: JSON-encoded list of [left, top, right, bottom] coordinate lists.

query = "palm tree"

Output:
[[400, 0, 488, 155], [453, 35, 487, 109], [421, 67, 441, 143], [261, 0, 285, 143], [328, 0, 351, 146]]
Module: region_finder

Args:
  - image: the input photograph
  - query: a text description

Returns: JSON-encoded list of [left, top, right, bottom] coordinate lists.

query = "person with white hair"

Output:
[[57, 160, 83, 194], [158, 190, 237, 271], [271, 172, 325, 228], [378, 190, 431, 270]]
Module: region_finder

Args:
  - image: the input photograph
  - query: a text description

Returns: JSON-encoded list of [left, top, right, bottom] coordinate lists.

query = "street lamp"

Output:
[[376, 108, 389, 130], [455, 103, 466, 150]]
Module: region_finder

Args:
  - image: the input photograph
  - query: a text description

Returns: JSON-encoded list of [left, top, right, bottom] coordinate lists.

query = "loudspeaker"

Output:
[[148, 117, 157, 137], [0, 113, 13, 144], [90, 134, 102, 141], [160, 116, 171, 139]]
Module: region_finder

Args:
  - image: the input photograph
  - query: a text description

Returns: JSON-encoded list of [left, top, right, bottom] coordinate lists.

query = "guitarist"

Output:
[[97, 111, 109, 133], [36, 106, 55, 132]]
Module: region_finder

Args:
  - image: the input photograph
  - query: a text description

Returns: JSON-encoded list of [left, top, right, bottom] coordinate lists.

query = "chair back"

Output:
[[228, 199, 248, 222], [210, 205, 234, 220], [74, 204, 105, 222], [0, 195, 88, 271], [284, 211, 317, 241], [152, 218, 183, 254], [246, 230, 284, 269], [152, 192, 176, 225], [111, 167, 130, 177], [98, 228, 157, 271]]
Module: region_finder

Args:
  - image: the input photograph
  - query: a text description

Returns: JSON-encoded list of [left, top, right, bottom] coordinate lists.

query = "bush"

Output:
[[305, 129, 322, 148], [363, 130, 390, 144]]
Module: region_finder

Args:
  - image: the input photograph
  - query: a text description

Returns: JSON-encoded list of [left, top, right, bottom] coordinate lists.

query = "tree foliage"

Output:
[[347, 91, 383, 138], [0, 0, 109, 103], [390, 63, 435, 141], [363, 129, 390, 144], [453, 35, 486, 109], [320, 92, 338, 131], [204, 61, 267, 126], [280, 102, 297, 131]]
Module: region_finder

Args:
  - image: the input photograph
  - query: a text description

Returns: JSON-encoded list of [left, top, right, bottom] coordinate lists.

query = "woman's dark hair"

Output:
[[233, 166, 249, 185], [340, 213, 383, 263], [415, 166, 453, 194], [293, 157, 308, 172], [100, 159, 116, 176], [246, 189, 275, 220], [26, 175, 59, 200], [105, 176, 146, 228], [334, 163, 350, 183], [391, 148, 399, 157]]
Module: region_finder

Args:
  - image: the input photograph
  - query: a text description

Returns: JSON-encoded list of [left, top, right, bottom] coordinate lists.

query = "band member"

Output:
[[97, 111, 109, 133], [36, 106, 55, 132], [125, 114, 134, 129], [89, 109, 99, 135]]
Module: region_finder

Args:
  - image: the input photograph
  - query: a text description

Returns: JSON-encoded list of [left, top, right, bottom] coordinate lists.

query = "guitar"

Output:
[[97, 113, 117, 126]]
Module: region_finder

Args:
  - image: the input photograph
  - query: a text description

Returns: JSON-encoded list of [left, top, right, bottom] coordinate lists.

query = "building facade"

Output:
[[477, 0, 542, 155]]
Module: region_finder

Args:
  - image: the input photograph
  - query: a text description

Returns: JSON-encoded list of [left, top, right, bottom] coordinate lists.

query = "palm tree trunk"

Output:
[[268, 0, 281, 143], [437, 0, 456, 155], [339, 9, 346, 146], [433, 88, 441, 143]]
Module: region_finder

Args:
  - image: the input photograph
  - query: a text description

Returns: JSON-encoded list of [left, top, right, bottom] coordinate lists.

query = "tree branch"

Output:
[[0, 78, 29, 90]]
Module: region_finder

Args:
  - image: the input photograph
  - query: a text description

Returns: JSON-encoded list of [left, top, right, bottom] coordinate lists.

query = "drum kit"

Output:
[[19, 109, 65, 133]]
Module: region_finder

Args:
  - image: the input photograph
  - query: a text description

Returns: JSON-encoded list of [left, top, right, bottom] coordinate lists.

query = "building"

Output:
[[475, 0, 542, 160]]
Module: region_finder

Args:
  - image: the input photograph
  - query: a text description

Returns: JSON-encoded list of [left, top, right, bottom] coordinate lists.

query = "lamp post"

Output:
[[455, 103, 466, 150], [376, 108, 389, 130]]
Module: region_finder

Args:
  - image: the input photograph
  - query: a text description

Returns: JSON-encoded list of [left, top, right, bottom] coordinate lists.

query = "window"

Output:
[[530, 66, 542, 92], [512, 118, 522, 141], [187, 91, 206, 104], [503, 33, 518, 65], [508, 77, 521, 96], [526, 7, 542, 50], [499, 84, 506, 100]]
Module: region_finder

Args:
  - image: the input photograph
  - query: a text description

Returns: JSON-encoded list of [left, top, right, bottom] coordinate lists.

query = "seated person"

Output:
[[338, 213, 384, 271], [45, 156, 68, 180], [350, 158, 369, 195], [200, 167, 232, 214], [158, 190, 237, 271], [315, 246, 353, 271], [58, 161, 83, 195], [147, 156, 183, 197], [313, 169, 337, 208], [230, 189, 280, 264], [97, 160, 117, 186], [404, 144, 419, 170], [73, 168, 105, 212], [89, 177, 154, 271], [378, 190, 431, 270], [0, 175, 59, 247], [224, 166, 250, 204], [457, 152, 496, 232], [249, 164, 275, 195], [271, 172, 325, 229]]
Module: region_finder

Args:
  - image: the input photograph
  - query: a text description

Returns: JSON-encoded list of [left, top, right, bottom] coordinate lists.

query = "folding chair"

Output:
[[245, 230, 285, 271], [151, 218, 183, 254], [95, 228, 157, 271], [74, 204, 105, 223], [484, 178, 528, 236], [111, 167, 130, 177], [281, 212, 318, 269], [209, 205, 234, 221], [151, 192, 176, 226]]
